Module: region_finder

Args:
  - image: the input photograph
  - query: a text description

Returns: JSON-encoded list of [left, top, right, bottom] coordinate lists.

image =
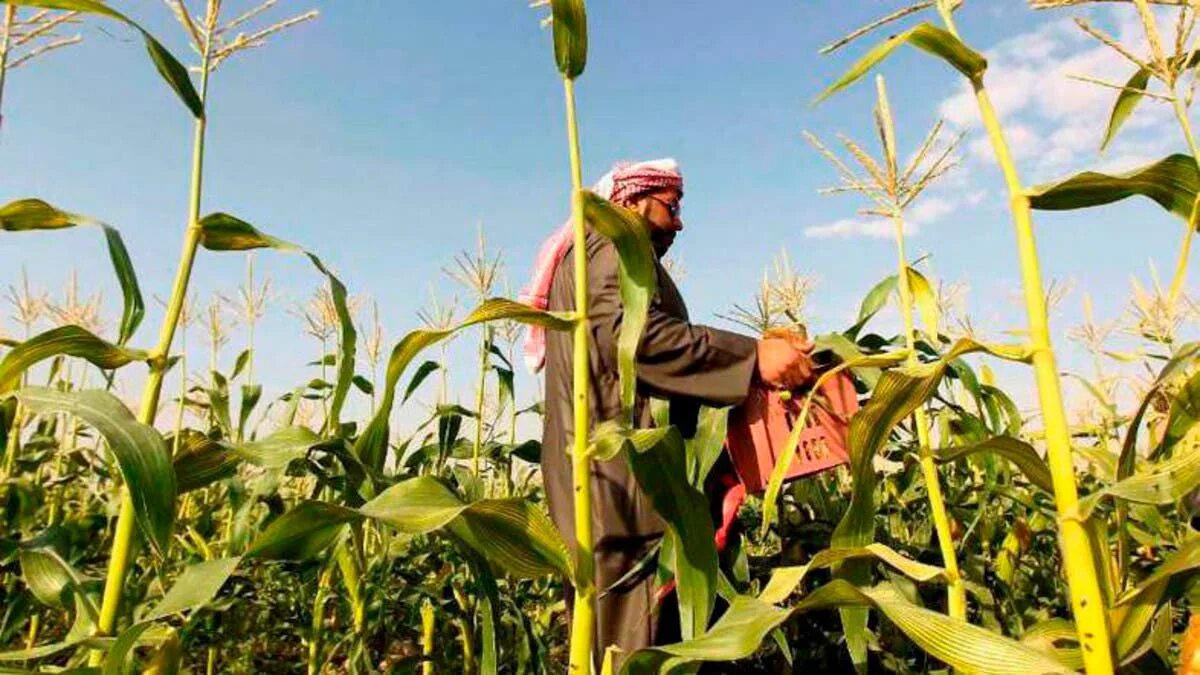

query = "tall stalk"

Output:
[[88, 14, 213, 664], [935, 3, 1115, 669], [471, 325, 490, 480], [562, 74, 595, 673], [890, 213, 966, 620]]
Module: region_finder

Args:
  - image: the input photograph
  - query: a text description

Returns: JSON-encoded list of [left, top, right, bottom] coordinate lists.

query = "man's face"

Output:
[[632, 187, 683, 258]]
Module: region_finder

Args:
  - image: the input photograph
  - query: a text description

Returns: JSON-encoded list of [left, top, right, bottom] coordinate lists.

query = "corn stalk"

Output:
[[933, 2, 1116, 669], [87, 8, 213, 666]]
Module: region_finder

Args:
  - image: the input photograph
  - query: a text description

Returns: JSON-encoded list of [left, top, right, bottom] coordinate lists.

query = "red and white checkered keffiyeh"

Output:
[[520, 158, 683, 373]]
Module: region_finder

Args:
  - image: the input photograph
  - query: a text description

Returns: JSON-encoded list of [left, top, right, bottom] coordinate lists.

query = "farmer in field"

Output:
[[522, 158, 815, 663]]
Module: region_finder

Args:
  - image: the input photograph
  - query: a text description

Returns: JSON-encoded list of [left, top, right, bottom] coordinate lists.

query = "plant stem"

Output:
[[308, 563, 334, 675], [88, 34, 212, 667], [562, 75, 595, 674], [937, 11, 1115, 670], [421, 598, 436, 675], [891, 214, 966, 621], [1169, 93, 1200, 308], [472, 325, 490, 480]]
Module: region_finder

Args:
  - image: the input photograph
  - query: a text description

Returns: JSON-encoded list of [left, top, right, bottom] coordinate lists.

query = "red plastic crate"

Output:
[[726, 371, 858, 495]]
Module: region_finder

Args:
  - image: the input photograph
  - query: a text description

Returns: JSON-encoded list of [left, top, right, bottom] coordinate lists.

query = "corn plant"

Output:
[[804, 73, 968, 624]]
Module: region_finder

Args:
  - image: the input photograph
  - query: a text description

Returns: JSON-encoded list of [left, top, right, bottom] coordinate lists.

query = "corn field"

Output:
[[6, 0, 1200, 673]]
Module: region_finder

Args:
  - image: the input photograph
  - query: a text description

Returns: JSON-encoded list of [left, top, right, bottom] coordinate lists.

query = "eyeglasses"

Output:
[[645, 195, 682, 219]]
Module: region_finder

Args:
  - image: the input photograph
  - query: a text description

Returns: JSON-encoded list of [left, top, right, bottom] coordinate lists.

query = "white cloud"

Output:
[[804, 195, 954, 240], [908, 195, 955, 223], [938, 11, 1179, 179], [804, 217, 902, 240]]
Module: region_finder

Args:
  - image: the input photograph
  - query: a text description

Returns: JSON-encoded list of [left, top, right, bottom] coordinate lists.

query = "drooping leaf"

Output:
[[250, 476, 572, 580], [815, 23, 987, 103], [0, 0, 203, 118], [0, 326, 148, 396], [758, 543, 945, 605], [19, 547, 90, 610], [171, 432, 239, 493], [933, 436, 1054, 493], [17, 387, 176, 557], [621, 580, 1070, 674], [0, 199, 148, 344], [582, 190, 658, 421], [402, 360, 442, 405], [1027, 154, 1200, 223], [245, 501, 360, 560], [549, 0, 587, 79], [198, 213, 357, 433], [232, 426, 320, 470], [1101, 65, 1154, 152], [355, 299, 574, 472]]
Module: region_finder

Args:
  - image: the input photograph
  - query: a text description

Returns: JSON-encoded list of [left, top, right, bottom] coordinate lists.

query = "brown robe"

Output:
[[541, 228, 758, 665]]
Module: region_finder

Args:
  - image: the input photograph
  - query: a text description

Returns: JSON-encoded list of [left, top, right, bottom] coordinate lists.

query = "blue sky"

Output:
[[2, 1, 1195, 428]]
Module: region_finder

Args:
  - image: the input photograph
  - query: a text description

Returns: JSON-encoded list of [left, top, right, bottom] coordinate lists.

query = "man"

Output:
[[523, 158, 813, 664]]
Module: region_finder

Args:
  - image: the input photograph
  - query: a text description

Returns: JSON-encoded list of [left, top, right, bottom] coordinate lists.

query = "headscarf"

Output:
[[519, 158, 683, 373]]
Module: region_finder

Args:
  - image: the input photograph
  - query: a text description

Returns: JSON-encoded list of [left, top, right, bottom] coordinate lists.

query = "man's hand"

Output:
[[755, 336, 815, 389]]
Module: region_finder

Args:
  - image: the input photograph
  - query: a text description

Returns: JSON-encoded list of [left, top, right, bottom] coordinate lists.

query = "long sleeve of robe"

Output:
[[540, 229, 757, 666]]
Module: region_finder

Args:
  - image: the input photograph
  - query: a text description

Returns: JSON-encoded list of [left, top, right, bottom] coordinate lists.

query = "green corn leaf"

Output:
[[828, 338, 1032, 665], [1079, 435, 1200, 516], [850, 273, 898, 337], [1027, 154, 1200, 222], [198, 213, 357, 433], [582, 191, 658, 422], [687, 405, 729, 486], [237, 384, 263, 441], [17, 387, 176, 557], [1101, 66, 1153, 152], [1157, 368, 1200, 458], [449, 498, 572, 580], [103, 556, 242, 674], [245, 501, 360, 560], [232, 426, 320, 470], [624, 426, 716, 639], [758, 543, 945, 605], [171, 431, 239, 493], [355, 298, 574, 472], [0, 0, 203, 118], [1, 199, 145, 344], [0, 594, 94, 662], [251, 477, 571, 580], [905, 266, 940, 342], [402, 360, 442, 404], [493, 365, 514, 416], [815, 23, 987, 103], [549, 0, 587, 79], [932, 436, 1054, 493], [0, 326, 148, 395], [1122, 341, 1200, 477], [621, 580, 1071, 674], [19, 547, 92, 610]]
